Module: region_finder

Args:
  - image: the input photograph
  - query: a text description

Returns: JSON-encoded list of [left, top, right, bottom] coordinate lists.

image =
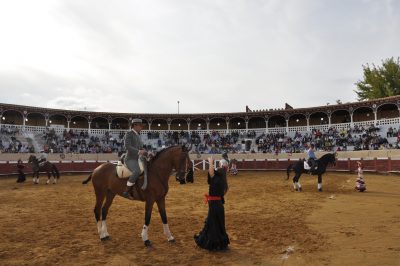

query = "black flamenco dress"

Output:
[[194, 171, 230, 251]]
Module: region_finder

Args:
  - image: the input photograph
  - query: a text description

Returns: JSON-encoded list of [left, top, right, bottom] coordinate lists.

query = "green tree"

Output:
[[355, 57, 400, 100]]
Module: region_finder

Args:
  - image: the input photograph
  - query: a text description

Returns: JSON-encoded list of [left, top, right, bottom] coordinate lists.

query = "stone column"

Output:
[[327, 110, 332, 127], [167, 118, 172, 131], [349, 107, 354, 128], [186, 118, 191, 132], [372, 104, 377, 126], [225, 117, 230, 134]]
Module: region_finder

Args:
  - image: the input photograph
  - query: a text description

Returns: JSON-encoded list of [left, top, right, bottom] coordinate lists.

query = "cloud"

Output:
[[47, 96, 99, 111], [0, 0, 399, 113]]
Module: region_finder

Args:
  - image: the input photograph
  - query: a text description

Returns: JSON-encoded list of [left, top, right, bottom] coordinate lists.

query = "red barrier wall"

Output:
[[1, 158, 400, 176], [192, 158, 400, 174]]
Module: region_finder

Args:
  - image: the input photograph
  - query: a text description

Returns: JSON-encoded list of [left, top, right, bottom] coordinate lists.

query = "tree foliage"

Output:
[[355, 57, 400, 100]]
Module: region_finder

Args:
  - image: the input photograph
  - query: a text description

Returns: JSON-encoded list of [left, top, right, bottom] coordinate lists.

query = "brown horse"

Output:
[[28, 155, 60, 184], [82, 145, 192, 246]]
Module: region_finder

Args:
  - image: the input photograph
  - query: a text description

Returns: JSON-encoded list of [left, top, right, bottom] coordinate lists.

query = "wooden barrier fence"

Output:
[[1, 157, 400, 176]]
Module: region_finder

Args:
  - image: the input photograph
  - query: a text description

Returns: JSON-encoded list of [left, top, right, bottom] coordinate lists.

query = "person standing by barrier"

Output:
[[355, 161, 366, 192], [230, 158, 238, 175], [16, 159, 26, 183], [194, 157, 230, 251]]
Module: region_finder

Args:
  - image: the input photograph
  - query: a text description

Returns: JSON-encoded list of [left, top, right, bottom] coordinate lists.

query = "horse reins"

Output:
[[177, 150, 189, 182]]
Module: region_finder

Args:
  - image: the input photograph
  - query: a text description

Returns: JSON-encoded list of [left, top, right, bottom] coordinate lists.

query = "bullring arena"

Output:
[[1, 97, 400, 265]]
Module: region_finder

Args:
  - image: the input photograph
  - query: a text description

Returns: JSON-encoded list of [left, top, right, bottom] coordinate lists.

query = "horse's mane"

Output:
[[320, 153, 335, 160], [150, 146, 179, 163]]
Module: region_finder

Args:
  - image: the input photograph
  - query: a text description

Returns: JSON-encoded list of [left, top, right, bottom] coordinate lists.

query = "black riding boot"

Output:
[[310, 160, 317, 173], [122, 185, 134, 200]]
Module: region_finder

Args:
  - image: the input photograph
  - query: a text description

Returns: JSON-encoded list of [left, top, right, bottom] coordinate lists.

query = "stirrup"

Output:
[[123, 185, 135, 199]]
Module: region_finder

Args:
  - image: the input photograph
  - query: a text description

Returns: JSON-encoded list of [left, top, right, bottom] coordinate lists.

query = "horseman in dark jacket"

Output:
[[122, 119, 148, 199]]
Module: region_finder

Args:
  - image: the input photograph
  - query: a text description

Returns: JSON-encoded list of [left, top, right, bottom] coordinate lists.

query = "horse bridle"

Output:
[[176, 145, 191, 182], [176, 152, 188, 181]]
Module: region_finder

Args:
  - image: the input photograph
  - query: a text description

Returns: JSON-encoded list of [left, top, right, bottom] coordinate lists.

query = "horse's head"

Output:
[[325, 153, 337, 167], [28, 155, 36, 163], [173, 144, 192, 183], [332, 152, 338, 166]]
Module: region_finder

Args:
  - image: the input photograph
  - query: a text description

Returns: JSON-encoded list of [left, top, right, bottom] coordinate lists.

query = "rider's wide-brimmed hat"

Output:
[[131, 118, 143, 124]]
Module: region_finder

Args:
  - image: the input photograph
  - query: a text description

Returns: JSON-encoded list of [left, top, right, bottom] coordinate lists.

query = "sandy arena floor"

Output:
[[0, 171, 399, 266]]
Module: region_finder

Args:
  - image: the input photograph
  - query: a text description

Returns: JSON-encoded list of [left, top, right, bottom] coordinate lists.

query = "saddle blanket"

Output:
[[303, 161, 311, 170], [116, 159, 145, 179]]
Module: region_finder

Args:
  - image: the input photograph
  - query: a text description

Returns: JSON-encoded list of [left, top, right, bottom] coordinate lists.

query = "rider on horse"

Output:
[[307, 143, 317, 172], [38, 150, 48, 166], [221, 152, 229, 168], [122, 119, 148, 199]]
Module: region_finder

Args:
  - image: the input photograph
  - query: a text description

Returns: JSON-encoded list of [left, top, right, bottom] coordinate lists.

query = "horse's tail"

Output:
[[82, 174, 92, 184], [286, 164, 293, 180], [52, 164, 60, 179]]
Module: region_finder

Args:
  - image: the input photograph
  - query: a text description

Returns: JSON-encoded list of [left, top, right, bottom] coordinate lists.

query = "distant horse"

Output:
[[286, 153, 336, 191], [82, 145, 192, 246], [28, 155, 60, 184]]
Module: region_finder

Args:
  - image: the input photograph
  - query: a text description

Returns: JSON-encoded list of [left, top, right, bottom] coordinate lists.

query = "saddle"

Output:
[[116, 154, 145, 178], [303, 161, 311, 170], [304, 160, 318, 171]]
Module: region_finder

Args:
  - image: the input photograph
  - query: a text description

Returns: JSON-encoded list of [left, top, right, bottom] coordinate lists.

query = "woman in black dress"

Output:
[[16, 159, 26, 183], [194, 157, 230, 251]]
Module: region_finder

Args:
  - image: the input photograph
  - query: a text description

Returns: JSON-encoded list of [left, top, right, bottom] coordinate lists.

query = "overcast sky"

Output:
[[0, 0, 399, 114]]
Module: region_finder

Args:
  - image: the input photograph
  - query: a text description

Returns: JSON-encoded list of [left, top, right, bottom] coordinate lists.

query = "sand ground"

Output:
[[0, 171, 399, 266]]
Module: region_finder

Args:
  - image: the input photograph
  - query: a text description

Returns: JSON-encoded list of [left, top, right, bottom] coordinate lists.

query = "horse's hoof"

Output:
[[298, 187, 302, 192], [318, 188, 323, 192], [100, 236, 110, 241], [168, 239, 176, 243], [144, 240, 152, 247]]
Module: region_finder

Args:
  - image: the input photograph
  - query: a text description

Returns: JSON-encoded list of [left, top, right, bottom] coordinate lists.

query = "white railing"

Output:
[[268, 127, 286, 134], [288, 126, 308, 133], [1, 117, 400, 138], [377, 117, 400, 126], [353, 120, 375, 128], [330, 122, 351, 130], [310, 124, 330, 131]]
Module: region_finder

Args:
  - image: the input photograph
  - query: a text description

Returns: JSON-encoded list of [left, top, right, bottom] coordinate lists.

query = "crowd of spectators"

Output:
[[0, 126, 34, 153], [1, 124, 400, 155], [41, 128, 125, 154], [255, 124, 400, 154]]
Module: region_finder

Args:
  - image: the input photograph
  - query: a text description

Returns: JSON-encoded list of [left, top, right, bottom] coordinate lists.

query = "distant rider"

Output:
[[38, 150, 48, 165], [307, 143, 317, 172]]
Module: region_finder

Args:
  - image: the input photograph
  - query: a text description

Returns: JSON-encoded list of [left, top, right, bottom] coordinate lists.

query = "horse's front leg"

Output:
[[317, 174, 322, 192], [46, 171, 51, 185], [33, 171, 39, 184], [293, 173, 302, 192], [156, 197, 175, 242], [142, 200, 154, 247]]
